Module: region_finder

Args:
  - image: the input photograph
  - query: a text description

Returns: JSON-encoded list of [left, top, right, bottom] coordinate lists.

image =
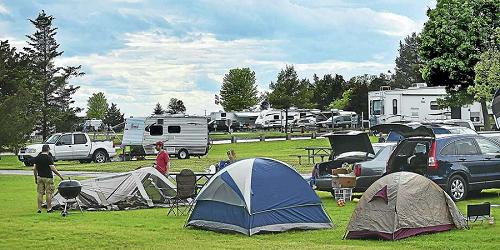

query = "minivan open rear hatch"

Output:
[[324, 131, 374, 157]]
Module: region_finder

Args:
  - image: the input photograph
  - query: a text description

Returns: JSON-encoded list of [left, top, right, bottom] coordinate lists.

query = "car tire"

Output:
[[177, 149, 189, 160], [93, 150, 108, 163], [447, 175, 468, 201]]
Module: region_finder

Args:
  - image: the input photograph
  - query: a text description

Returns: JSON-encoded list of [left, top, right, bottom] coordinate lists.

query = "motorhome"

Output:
[[368, 83, 486, 128], [121, 115, 209, 159]]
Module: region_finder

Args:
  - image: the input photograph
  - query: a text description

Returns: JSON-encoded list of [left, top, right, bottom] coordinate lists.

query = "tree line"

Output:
[[218, 33, 421, 117]]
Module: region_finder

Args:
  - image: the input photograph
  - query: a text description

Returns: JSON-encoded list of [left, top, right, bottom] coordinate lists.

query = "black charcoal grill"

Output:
[[57, 179, 83, 216]]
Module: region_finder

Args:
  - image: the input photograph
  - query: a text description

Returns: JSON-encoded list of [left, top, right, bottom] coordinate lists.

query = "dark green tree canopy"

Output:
[[153, 102, 165, 115], [394, 32, 424, 88], [268, 65, 312, 109], [168, 98, 186, 114], [220, 68, 259, 111], [104, 103, 125, 131], [86, 92, 109, 119], [419, 0, 499, 91], [312, 74, 345, 110], [0, 40, 35, 149], [24, 10, 83, 139]]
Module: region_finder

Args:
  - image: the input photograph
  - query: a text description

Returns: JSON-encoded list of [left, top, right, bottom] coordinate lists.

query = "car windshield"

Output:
[[44, 134, 61, 144]]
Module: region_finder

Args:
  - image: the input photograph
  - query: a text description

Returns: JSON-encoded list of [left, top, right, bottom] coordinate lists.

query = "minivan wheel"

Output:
[[448, 175, 468, 201], [177, 149, 189, 159]]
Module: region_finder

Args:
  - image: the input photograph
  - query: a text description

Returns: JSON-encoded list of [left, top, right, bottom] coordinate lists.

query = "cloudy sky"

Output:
[[0, 0, 435, 116]]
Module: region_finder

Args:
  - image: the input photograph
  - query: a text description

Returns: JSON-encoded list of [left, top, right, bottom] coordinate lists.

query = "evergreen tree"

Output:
[[0, 40, 35, 149], [153, 102, 165, 115], [220, 68, 259, 111], [104, 103, 125, 131], [167, 98, 186, 114], [24, 10, 82, 139], [393, 32, 424, 88], [312, 74, 345, 110], [86, 92, 109, 119]]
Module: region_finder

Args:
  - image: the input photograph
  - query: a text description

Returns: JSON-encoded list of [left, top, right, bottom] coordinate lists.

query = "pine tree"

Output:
[[153, 102, 165, 115], [24, 10, 83, 139], [104, 103, 125, 131], [167, 98, 186, 114], [393, 32, 424, 88], [0, 40, 36, 149]]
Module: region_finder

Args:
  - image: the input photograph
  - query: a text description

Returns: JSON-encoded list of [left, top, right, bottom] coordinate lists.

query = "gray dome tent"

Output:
[[345, 172, 466, 240], [52, 167, 176, 210]]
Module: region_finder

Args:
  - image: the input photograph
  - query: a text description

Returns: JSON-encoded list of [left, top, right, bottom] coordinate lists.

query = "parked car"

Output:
[[353, 143, 397, 192], [311, 131, 376, 195], [385, 126, 500, 201], [372, 122, 477, 142], [18, 132, 117, 166]]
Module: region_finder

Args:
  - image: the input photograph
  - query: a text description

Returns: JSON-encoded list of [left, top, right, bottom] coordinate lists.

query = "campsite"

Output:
[[1, 1, 500, 249], [0, 138, 499, 249]]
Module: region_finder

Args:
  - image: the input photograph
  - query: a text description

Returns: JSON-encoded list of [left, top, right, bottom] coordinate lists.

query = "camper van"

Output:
[[368, 84, 486, 128], [122, 115, 209, 159]]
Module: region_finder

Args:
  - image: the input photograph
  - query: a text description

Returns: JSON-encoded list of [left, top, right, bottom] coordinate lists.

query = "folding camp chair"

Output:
[[167, 169, 197, 216], [467, 202, 491, 226]]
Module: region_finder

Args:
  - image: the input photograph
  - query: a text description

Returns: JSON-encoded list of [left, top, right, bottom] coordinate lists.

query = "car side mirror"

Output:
[[56, 141, 64, 146]]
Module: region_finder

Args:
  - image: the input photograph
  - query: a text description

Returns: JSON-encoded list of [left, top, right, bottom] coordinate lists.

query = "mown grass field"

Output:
[[0, 175, 498, 249]]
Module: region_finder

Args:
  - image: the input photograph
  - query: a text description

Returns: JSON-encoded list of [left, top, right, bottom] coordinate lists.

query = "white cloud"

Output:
[[58, 30, 394, 117], [0, 3, 8, 14]]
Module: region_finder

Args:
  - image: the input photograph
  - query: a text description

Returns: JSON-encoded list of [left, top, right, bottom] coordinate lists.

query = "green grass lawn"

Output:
[[0, 175, 498, 249], [0, 139, 333, 173]]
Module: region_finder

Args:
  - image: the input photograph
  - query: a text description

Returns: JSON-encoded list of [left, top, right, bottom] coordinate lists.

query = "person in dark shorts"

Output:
[[33, 145, 64, 213]]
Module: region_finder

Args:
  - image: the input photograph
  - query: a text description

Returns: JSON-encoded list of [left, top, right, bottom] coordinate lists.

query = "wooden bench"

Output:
[[314, 153, 331, 162]]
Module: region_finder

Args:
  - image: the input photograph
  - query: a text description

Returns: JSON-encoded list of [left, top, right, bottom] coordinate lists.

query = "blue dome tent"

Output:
[[186, 158, 333, 235]]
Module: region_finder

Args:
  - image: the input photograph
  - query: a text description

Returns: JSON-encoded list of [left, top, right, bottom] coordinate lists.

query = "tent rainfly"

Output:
[[52, 167, 176, 210], [345, 172, 467, 240], [186, 158, 333, 235]]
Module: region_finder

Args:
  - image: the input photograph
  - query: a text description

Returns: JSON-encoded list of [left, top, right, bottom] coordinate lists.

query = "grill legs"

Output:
[[62, 198, 83, 217]]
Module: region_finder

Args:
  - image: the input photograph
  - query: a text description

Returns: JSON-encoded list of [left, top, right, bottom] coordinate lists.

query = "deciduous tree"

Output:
[[220, 68, 259, 111], [86, 92, 108, 119]]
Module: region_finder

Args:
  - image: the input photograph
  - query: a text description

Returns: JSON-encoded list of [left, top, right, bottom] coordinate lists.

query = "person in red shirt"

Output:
[[154, 141, 170, 175]]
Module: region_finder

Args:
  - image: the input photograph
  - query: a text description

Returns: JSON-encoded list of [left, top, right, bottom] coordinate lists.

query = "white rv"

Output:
[[368, 83, 485, 128], [255, 109, 320, 129], [209, 111, 260, 131], [121, 115, 209, 159], [316, 110, 358, 128]]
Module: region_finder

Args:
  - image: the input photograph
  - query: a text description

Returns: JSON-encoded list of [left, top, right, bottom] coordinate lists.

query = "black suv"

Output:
[[386, 126, 500, 201]]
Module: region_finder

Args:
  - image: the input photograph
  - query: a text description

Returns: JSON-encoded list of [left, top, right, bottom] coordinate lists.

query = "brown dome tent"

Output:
[[345, 172, 466, 240]]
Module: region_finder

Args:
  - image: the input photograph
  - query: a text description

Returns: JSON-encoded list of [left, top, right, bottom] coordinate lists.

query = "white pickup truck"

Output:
[[18, 132, 117, 166]]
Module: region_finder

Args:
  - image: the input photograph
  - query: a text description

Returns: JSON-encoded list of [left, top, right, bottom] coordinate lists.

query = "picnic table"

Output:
[[168, 171, 214, 191], [293, 146, 332, 164]]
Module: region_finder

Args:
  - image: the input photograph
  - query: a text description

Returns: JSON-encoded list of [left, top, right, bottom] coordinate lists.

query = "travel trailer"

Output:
[[255, 109, 320, 129], [368, 84, 485, 128], [121, 115, 209, 159]]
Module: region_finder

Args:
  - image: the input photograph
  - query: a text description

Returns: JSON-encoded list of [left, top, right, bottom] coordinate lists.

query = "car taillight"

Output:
[[428, 140, 438, 169], [354, 164, 362, 177]]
